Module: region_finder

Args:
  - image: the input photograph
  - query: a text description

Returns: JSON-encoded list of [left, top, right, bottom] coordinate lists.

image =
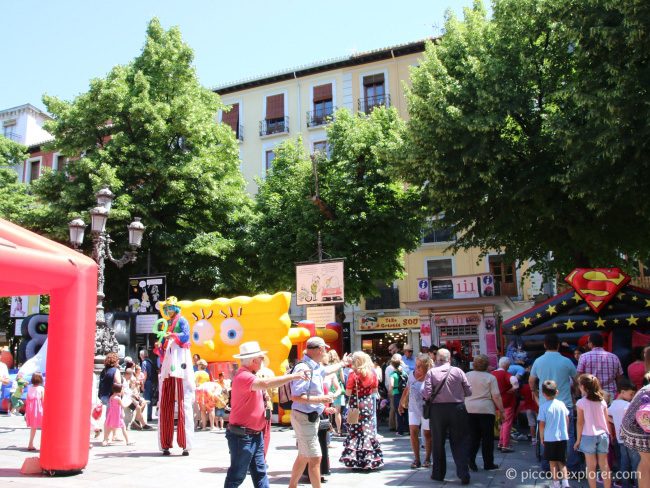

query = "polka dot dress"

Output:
[[339, 372, 384, 470]]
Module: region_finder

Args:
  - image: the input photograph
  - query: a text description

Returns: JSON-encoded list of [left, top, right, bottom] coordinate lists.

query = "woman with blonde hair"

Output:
[[340, 351, 384, 469], [399, 353, 433, 468], [328, 349, 345, 435]]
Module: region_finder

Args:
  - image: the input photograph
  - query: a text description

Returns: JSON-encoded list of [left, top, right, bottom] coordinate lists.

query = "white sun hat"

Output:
[[233, 341, 268, 359]]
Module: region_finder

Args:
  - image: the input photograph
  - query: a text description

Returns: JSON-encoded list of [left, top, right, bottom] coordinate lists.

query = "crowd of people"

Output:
[[7, 316, 650, 488]]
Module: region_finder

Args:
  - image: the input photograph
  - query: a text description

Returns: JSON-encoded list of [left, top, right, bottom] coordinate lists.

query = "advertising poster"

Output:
[[10, 296, 40, 318], [128, 276, 166, 314], [420, 319, 432, 348], [427, 274, 495, 301], [296, 261, 344, 306]]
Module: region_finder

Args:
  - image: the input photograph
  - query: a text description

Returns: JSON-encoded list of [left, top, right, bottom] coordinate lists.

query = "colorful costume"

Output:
[[155, 297, 195, 453], [11, 377, 28, 410]]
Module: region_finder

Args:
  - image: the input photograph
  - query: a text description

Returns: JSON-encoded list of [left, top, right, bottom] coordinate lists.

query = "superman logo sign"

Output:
[[565, 268, 630, 313]]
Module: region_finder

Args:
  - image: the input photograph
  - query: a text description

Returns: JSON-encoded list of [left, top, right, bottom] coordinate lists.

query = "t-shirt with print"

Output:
[[608, 398, 630, 442], [538, 398, 570, 442]]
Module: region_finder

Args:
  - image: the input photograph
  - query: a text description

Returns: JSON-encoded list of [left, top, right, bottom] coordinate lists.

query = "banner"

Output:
[[128, 276, 166, 314], [359, 315, 420, 331], [420, 319, 432, 348], [426, 274, 494, 300], [432, 313, 482, 327], [296, 261, 344, 306]]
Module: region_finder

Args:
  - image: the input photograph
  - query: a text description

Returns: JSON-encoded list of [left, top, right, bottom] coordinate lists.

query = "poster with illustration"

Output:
[[295, 261, 344, 306], [128, 275, 166, 314], [10, 295, 40, 318]]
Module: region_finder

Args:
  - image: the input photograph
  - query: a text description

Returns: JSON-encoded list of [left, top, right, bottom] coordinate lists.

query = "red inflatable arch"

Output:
[[0, 218, 97, 472]]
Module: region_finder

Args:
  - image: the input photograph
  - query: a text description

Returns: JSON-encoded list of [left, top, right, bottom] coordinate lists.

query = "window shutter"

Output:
[[221, 103, 239, 132], [266, 94, 284, 119], [363, 73, 385, 86], [313, 83, 332, 103]]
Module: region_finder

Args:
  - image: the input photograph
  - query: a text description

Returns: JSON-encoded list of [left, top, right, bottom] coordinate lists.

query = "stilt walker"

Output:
[[155, 296, 195, 456]]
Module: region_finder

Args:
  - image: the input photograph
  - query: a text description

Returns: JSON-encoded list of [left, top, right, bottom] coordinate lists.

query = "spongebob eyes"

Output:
[[192, 319, 215, 346], [220, 318, 243, 346]]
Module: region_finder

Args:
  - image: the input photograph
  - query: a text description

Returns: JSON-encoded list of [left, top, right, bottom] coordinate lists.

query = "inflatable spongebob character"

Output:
[[176, 292, 304, 375]]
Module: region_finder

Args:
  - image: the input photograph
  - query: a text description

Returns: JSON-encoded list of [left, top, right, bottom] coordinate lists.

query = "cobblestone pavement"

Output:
[[0, 415, 597, 487]]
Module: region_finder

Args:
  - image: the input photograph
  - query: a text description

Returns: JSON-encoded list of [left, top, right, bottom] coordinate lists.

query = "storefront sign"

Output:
[[433, 313, 482, 327], [306, 306, 336, 328], [129, 276, 166, 314], [359, 315, 420, 331], [296, 261, 344, 306]]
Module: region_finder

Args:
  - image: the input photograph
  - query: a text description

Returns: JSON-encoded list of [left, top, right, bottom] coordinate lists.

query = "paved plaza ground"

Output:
[[0, 415, 593, 487]]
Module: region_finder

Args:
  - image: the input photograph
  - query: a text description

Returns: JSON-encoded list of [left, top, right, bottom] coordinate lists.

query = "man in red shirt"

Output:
[[225, 341, 308, 488]]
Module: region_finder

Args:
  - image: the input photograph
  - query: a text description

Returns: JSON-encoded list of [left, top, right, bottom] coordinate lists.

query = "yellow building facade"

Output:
[[214, 40, 533, 361]]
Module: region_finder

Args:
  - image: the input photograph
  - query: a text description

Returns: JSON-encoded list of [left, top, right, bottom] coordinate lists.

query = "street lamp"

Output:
[[68, 187, 145, 359]]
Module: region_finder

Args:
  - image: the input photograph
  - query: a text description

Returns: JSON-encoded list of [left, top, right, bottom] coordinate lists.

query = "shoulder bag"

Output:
[[346, 375, 360, 425], [422, 366, 452, 420]]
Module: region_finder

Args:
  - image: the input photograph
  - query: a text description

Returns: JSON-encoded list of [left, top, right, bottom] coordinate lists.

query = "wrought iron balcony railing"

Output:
[[259, 116, 289, 137], [307, 106, 335, 127], [358, 94, 391, 114]]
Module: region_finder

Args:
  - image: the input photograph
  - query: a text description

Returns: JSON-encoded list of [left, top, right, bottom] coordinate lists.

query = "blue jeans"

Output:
[[617, 443, 640, 488], [143, 381, 153, 421], [392, 393, 408, 434], [224, 429, 268, 488], [542, 407, 583, 472]]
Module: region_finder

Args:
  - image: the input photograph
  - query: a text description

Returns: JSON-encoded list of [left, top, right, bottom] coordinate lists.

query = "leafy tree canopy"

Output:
[[0, 137, 35, 225], [252, 108, 425, 302], [403, 0, 650, 277], [32, 18, 254, 305]]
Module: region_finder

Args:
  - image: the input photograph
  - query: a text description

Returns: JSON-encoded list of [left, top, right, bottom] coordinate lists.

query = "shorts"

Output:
[[524, 410, 537, 428], [408, 410, 430, 430], [578, 433, 609, 455], [290, 410, 321, 458], [215, 408, 225, 417], [544, 440, 567, 462]]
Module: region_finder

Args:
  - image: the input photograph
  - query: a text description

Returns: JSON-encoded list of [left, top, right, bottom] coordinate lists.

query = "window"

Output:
[[262, 94, 286, 135], [313, 140, 330, 157], [422, 225, 456, 244], [310, 84, 333, 126], [265, 150, 275, 172], [53, 154, 66, 172], [221, 103, 241, 140], [3, 120, 17, 141], [361, 73, 387, 113], [365, 282, 400, 310], [27, 159, 41, 183], [427, 258, 453, 278], [489, 255, 517, 296]]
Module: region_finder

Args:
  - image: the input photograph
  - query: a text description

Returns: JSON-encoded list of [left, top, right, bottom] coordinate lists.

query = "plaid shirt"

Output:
[[577, 348, 623, 398]]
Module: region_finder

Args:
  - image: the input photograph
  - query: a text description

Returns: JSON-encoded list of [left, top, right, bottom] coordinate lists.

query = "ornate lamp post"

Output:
[[68, 187, 145, 359]]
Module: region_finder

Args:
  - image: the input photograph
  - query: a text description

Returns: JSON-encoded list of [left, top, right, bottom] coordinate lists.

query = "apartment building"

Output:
[[213, 40, 534, 361]]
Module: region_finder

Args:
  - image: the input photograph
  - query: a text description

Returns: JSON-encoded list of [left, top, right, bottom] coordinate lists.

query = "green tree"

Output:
[[0, 136, 35, 225], [31, 19, 254, 305], [252, 108, 425, 302], [403, 0, 650, 276]]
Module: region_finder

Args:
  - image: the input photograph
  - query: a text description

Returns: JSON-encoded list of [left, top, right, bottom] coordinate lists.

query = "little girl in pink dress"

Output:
[[25, 372, 44, 451], [102, 383, 133, 446]]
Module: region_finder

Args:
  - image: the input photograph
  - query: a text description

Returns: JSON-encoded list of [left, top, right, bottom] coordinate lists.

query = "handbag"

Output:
[[422, 366, 452, 420], [319, 416, 332, 431], [346, 376, 360, 425]]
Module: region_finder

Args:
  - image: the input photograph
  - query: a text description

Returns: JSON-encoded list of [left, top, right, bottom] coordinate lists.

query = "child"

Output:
[[575, 374, 612, 488], [102, 383, 134, 446], [10, 372, 28, 416], [608, 380, 639, 488], [519, 368, 538, 443], [24, 372, 44, 451], [538, 380, 570, 488]]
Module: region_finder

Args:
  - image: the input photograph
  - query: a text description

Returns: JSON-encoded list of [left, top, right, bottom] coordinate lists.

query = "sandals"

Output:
[[422, 461, 431, 468], [410, 461, 422, 469]]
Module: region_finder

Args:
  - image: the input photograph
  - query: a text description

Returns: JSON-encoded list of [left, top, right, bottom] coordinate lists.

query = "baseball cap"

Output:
[[306, 337, 330, 349]]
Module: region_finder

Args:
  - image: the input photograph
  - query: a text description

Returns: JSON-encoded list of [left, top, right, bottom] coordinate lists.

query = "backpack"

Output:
[[278, 360, 313, 410], [397, 371, 409, 393]]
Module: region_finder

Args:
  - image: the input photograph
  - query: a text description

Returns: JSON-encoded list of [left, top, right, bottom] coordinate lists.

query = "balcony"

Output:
[[358, 94, 391, 114], [307, 106, 335, 128], [259, 116, 289, 137]]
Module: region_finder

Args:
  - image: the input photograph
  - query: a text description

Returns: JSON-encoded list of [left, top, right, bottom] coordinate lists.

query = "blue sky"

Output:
[[1, 0, 475, 112]]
